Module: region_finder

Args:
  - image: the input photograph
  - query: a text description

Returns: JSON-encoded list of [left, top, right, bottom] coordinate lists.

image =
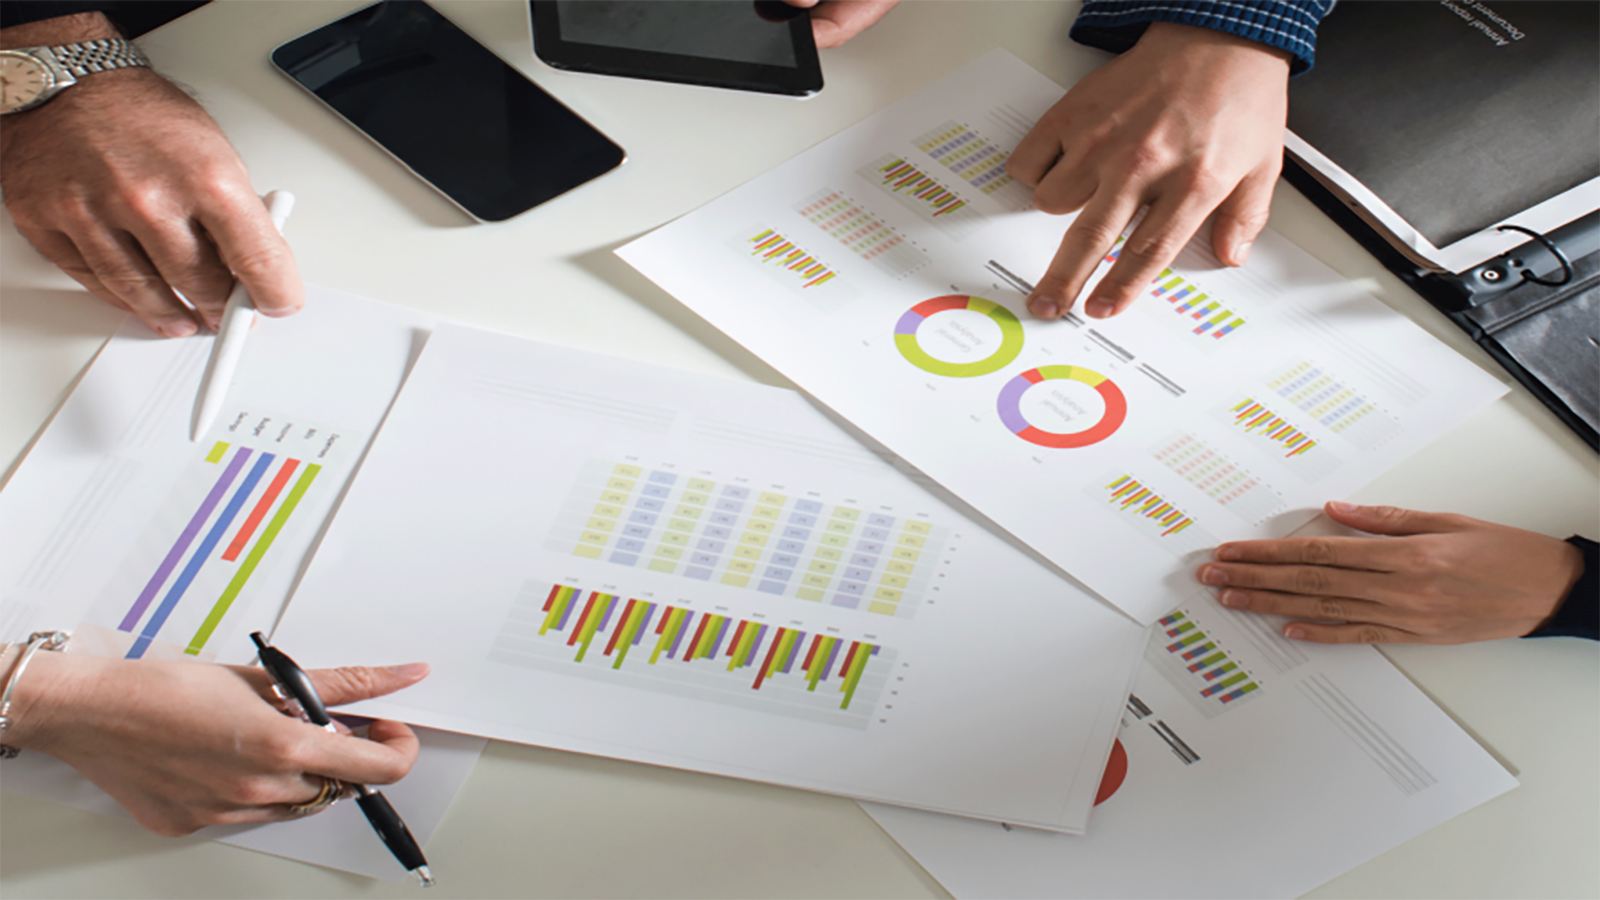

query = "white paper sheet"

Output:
[[862, 590, 1519, 899], [0, 288, 485, 880], [616, 50, 1509, 625], [272, 323, 1149, 833]]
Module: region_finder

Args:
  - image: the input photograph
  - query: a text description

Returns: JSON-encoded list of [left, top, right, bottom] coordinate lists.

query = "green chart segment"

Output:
[[490, 582, 896, 725], [894, 295, 1024, 377]]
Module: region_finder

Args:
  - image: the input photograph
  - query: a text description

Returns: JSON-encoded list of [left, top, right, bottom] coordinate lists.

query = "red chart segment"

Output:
[[995, 365, 1127, 448]]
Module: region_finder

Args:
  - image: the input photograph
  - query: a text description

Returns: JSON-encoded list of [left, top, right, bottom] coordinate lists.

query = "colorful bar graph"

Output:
[[1228, 398, 1319, 458], [1106, 238, 1247, 341], [1152, 433, 1285, 523], [1104, 475, 1195, 537], [1266, 361, 1403, 450], [1152, 607, 1263, 715], [796, 189, 927, 279], [914, 121, 1018, 195], [522, 584, 884, 711], [747, 228, 838, 288]]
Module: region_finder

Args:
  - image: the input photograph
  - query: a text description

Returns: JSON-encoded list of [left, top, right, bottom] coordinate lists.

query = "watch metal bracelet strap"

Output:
[[44, 38, 150, 76]]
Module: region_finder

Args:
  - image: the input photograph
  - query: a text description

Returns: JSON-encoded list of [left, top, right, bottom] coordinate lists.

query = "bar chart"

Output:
[[1104, 239, 1248, 346], [745, 228, 839, 288], [1217, 396, 1342, 482], [1148, 609, 1263, 718], [859, 154, 981, 239], [545, 459, 947, 619], [1091, 473, 1214, 555], [81, 409, 346, 661], [489, 581, 894, 726], [795, 188, 928, 281], [912, 119, 1030, 208], [1150, 433, 1286, 524], [1267, 360, 1402, 451]]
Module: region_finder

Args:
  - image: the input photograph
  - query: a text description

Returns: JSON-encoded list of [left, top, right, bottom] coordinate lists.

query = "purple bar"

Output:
[[120, 447, 254, 632], [667, 611, 693, 658], [781, 632, 807, 672], [633, 603, 658, 644], [595, 595, 620, 632], [819, 639, 843, 682], [556, 593, 581, 631], [708, 618, 733, 658]]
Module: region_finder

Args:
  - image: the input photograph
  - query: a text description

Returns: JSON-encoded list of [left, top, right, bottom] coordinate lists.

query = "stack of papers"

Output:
[[0, 49, 1521, 896]]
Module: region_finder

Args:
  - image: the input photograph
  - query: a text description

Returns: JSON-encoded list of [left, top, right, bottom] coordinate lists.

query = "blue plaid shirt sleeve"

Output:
[[1071, 0, 1335, 74]]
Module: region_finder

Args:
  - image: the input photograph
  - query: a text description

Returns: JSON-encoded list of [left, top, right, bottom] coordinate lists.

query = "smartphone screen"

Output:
[[272, 1, 625, 222]]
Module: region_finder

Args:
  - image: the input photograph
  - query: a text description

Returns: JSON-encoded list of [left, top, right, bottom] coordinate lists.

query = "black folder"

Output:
[[1281, 1, 1599, 451]]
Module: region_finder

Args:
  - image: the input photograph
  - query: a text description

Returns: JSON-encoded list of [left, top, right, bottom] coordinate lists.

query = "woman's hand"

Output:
[[1197, 502, 1587, 644], [6, 652, 427, 836]]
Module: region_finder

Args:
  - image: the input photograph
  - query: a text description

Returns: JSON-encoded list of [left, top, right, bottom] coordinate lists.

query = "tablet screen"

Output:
[[531, 1, 822, 97]]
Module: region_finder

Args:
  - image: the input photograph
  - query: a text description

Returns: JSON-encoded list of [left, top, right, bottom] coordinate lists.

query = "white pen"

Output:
[[190, 190, 296, 442]]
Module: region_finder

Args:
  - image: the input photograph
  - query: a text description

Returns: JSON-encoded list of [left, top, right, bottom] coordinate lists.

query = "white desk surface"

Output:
[[1, 2, 1595, 897]]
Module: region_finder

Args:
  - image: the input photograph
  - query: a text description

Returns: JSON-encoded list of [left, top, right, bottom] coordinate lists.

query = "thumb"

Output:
[[1324, 501, 1467, 537], [311, 662, 430, 706]]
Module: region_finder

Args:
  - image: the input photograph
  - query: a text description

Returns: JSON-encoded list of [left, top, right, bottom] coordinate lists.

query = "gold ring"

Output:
[[287, 776, 345, 815]]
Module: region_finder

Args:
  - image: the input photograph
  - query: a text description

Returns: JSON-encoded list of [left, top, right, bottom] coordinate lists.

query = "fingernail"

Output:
[[1199, 565, 1226, 586], [1028, 296, 1058, 318], [1328, 500, 1356, 513], [162, 321, 197, 338], [1214, 544, 1240, 561], [1085, 298, 1114, 318], [1219, 589, 1244, 608], [258, 305, 302, 319], [1284, 626, 1305, 640], [386, 662, 430, 678], [1232, 242, 1253, 265]]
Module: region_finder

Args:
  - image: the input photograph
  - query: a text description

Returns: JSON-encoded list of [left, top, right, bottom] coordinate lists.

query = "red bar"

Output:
[[603, 599, 637, 656], [566, 593, 599, 646], [726, 621, 749, 656], [801, 634, 823, 670], [837, 641, 860, 678], [222, 458, 299, 561], [542, 583, 565, 613], [751, 627, 786, 690], [684, 614, 712, 661], [655, 605, 675, 634]]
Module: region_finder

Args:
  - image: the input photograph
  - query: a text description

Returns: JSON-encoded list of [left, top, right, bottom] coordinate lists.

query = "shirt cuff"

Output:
[[1524, 536, 1599, 641], [1070, 0, 1336, 75]]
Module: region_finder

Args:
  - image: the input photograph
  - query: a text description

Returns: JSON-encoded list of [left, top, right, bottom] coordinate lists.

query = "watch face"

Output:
[[0, 52, 54, 112]]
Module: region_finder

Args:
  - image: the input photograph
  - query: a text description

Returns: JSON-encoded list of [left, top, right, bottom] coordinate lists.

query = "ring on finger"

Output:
[[287, 776, 348, 815]]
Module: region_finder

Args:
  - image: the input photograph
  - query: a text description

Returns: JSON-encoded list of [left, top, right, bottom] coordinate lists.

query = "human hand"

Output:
[[1006, 22, 1290, 320], [5, 652, 427, 836], [1196, 502, 1587, 644], [0, 15, 302, 338], [781, 0, 899, 49]]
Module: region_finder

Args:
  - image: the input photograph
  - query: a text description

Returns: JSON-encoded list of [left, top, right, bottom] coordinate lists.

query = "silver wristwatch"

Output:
[[0, 38, 151, 115]]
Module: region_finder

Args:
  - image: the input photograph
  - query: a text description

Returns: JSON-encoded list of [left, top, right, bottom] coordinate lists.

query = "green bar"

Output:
[[806, 637, 833, 692], [540, 587, 574, 635], [726, 621, 755, 672], [573, 594, 612, 662], [649, 609, 682, 664], [611, 603, 646, 669], [186, 463, 321, 654], [1171, 621, 1195, 635], [1215, 672, 1248, 690], [839, 643, 873, 709], [1178, 630, 1208, 648], [1211, 661, 1238, 677], [205, 441, 229, 463], [1237, 682, 1260, 696]]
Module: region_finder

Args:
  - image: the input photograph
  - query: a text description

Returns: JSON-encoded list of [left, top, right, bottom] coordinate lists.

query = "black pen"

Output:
[[251, 632, 434, 887]]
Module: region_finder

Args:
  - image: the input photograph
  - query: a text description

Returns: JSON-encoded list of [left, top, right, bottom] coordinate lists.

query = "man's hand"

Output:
[[1006, 22, 1290, 320], [0, 14, 302, 337], [1196, 502, 1587, 645], [782, 0, 899, 49]]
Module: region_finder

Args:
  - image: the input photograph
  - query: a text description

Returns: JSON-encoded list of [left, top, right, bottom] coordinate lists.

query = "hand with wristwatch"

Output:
[[0, 11, 303, 337]]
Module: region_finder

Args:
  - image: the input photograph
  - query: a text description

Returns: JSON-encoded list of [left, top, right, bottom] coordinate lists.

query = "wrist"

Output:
[[0, 12, 120, 49], [2, 650, 104, 752]]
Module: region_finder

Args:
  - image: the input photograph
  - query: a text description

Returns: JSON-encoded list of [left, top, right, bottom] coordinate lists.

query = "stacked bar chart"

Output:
[[489, 581, 894, 726], [912, 120, 1029, 208], [1148, 610, 1263, 718], [1090, 473, 1213, 555], [1151, 433, 1286, 524], [1267, 360, 1403, 451], [88, 410, 342, 661], [1219, 397, 1341, 481], [545, 460, 946, 618], [859, 154, 980, 239], [1105, 239, 1247, 344], [745, 228, 839, 288], [795, 189, 927, 280]]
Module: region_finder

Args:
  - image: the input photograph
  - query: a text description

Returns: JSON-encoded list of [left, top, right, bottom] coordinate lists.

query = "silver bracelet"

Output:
[[0, 630, 71, 759]]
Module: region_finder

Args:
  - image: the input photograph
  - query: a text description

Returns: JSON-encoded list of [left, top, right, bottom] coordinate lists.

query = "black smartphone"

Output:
[[272, 0, 625, 222], [530, 0, 822, 97]]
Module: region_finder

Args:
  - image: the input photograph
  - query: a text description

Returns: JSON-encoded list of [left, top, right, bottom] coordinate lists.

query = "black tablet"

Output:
[[530, 1, 823, 97]]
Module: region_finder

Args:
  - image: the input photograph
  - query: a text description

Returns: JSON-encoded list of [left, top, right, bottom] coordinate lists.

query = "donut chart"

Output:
[[1094, 738, 1128, 806], [997, 365, 1127, 448], [894, 295, 1024, 377]]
